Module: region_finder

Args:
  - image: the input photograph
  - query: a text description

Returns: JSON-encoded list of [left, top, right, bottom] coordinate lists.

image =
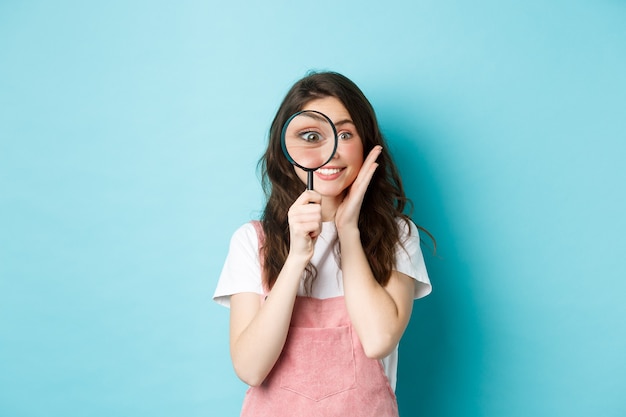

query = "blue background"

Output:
[[1, 1, 625, 416]]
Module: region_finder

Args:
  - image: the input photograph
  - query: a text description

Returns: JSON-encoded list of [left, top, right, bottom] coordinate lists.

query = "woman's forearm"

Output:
[[229, 255, 307, 386], [339, 227, 413, 359]]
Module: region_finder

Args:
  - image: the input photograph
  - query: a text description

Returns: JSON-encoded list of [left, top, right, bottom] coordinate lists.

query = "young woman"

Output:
[[214, 71, 431, 417]]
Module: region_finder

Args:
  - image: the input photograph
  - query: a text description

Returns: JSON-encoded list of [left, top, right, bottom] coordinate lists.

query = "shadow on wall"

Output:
[[379, 107, 487, 417]]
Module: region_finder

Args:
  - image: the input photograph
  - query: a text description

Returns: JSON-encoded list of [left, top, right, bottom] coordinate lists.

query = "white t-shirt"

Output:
[[213, 219, 431, 391]]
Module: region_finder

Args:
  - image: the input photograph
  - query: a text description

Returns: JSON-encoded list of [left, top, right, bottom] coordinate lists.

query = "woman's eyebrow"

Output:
[[334, 119, 354, 127], [300, 112, 327, 123]]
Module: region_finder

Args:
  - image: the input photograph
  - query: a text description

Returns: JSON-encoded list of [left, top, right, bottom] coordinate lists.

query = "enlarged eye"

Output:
[[338, 132, 353, 140], [300, 131, 322, 142]]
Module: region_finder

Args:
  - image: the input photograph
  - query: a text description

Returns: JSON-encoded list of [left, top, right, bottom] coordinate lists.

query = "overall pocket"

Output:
[[279, 325, 357, 401]]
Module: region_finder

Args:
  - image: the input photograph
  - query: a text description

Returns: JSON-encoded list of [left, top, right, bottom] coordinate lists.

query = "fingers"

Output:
[[288, 190, 322, 259], [289, 204, 322, 236], [361, 145, 383, 178], [293, 189, 322, 206], [351, 145, 382, 195], [290, 190, 322, 236], [364, 145, 383, 167], [334, 146, 382, 231]]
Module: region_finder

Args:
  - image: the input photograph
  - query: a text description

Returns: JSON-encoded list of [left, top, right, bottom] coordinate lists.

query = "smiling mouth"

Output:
[[316, 167, 343, 175]]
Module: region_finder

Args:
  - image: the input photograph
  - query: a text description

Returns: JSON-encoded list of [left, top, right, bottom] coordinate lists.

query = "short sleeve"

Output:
[[394, 218, 432, 299], [213, 223, 265, 308]]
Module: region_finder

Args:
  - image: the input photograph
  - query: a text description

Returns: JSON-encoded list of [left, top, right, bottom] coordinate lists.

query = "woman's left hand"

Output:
[[334, 145, 382, 232]]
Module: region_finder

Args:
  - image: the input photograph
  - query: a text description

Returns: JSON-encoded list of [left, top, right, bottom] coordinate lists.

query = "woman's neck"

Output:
[[320, 194, 343, 222]]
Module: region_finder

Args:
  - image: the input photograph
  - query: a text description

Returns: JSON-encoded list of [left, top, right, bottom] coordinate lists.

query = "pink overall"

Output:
[[241, 222, 399, 417]]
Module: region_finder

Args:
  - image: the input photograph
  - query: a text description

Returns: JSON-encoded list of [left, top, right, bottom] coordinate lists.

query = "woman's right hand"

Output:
[[287, 189, 322, 263], [230, 193, 320, 386], [229, 190, 321, 387]]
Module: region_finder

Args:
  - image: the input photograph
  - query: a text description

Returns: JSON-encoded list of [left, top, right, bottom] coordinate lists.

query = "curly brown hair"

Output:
[[259, 71, 423, 291]]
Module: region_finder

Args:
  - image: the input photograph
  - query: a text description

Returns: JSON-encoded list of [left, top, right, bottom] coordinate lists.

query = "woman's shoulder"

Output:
[[227, 221, 263, 251], [232, 221, 260, 238], [394, 217, 419, 240], [214, 221, 264, 307], [392, 217, 432, 298]]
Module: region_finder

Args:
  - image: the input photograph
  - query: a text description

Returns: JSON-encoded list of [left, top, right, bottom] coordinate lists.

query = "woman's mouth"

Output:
[[315, 167, 344, 180]]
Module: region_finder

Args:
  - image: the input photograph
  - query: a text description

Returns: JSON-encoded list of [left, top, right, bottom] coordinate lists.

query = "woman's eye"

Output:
[[338, 132, 352, 140], [299, 131, 322, 142]]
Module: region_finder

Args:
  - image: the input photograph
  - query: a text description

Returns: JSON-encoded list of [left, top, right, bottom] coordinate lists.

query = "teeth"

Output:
[[317, 168, 342, 175]]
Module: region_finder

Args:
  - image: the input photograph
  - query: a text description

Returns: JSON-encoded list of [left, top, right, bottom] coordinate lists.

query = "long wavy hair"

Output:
[[259, 71, 422, 291]]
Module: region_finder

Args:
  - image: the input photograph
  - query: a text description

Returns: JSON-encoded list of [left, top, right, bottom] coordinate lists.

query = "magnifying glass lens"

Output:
[[283, 111, 336, 170]]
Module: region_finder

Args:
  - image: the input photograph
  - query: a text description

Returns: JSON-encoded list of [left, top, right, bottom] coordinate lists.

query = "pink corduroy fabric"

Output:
[[240, 222, 399, 417]]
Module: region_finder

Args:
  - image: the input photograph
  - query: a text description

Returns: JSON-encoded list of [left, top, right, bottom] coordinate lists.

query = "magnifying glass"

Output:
[[281, 110, 338, 190]]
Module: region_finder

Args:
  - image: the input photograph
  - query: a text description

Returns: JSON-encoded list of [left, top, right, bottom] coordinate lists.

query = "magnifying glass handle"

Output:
[[307, 171, 314, 190]]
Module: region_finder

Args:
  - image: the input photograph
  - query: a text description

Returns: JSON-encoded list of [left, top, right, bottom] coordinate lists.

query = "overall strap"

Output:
[[251, 220, 265, 257], [250, 220, 268, 294]]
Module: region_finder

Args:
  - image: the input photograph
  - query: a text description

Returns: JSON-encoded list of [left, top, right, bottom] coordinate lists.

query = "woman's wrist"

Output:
[[284, 251, 311, 271], [337, 224, 360, 242]]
